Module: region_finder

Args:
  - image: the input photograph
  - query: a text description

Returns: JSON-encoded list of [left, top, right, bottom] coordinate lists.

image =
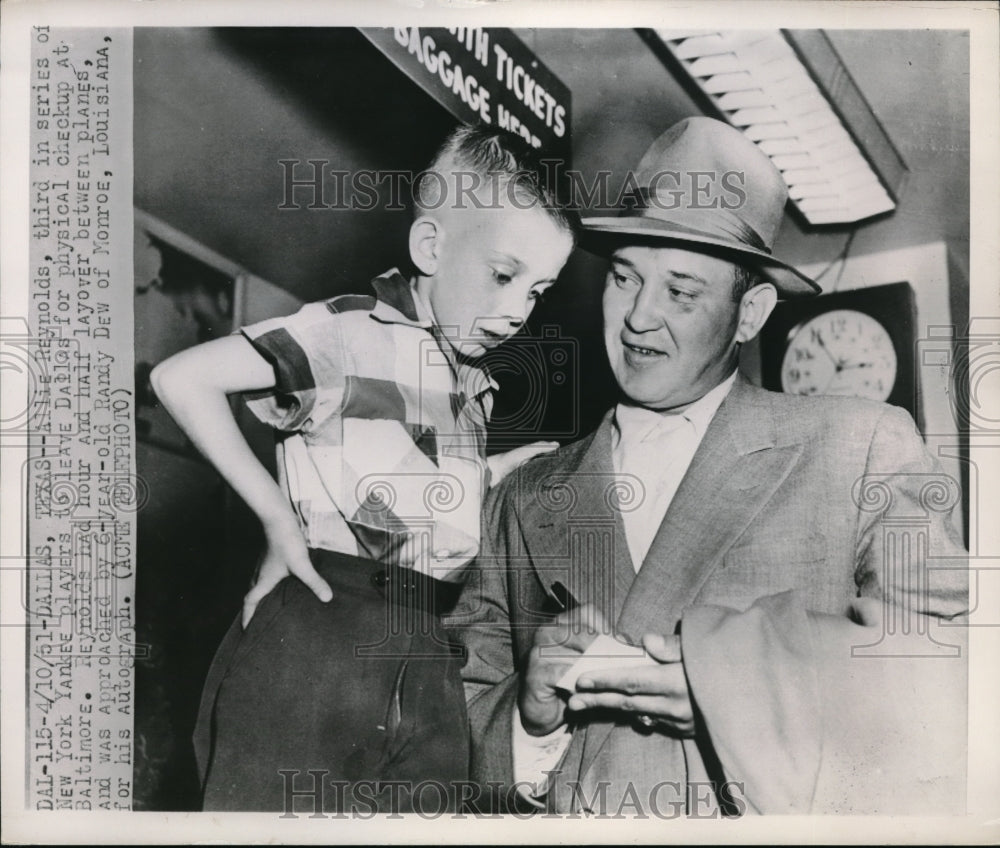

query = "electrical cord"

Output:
[[812, 229, 858, 292]]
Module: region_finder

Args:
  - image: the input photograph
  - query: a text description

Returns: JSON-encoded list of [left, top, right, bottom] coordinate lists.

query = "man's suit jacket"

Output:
[[447, 376, 968, 815]]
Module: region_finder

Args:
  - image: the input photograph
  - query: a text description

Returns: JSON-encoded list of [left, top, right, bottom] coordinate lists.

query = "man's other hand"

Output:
[[566, 633, 695, 737]]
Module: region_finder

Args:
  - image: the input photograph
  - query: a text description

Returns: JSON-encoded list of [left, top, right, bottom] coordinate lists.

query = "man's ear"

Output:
[[408, 215, 442, 276], [735, 282, 778, 344]]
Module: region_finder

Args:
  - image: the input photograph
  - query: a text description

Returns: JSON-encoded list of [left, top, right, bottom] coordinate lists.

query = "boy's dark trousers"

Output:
[[192, 549, 470, 814]]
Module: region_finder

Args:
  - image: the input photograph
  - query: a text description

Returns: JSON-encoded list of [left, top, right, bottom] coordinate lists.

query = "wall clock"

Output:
[[760, 281, 919, 424]]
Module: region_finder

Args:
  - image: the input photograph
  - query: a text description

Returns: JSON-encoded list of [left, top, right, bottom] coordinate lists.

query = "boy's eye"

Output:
[[528, 288, 547, 302], [492, 269, 514, 285]]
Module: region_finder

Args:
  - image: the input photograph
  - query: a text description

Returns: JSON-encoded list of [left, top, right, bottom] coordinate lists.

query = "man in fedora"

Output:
[[448, 117, 968, 815]]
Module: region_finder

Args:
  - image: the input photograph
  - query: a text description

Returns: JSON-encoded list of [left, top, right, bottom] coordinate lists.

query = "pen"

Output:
[[549, 580, 579, 613]]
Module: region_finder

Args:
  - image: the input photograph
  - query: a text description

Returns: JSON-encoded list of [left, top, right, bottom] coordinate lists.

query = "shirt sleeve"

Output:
[[240, 301, 346, 434], [510, 703, 571, 804]]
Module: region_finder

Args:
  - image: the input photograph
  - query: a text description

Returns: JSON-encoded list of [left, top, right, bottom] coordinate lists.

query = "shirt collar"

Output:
[[369, 269, 498, 397], [681, 370, 738, 436], [614, 370, 737, 446], [457, 354, 499, 399], [370, 269, 430, 328]]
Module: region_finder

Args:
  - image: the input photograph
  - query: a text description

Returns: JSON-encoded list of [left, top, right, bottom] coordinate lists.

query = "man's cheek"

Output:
[[602, 297, 628, 332], [603, 330, 621, 364]]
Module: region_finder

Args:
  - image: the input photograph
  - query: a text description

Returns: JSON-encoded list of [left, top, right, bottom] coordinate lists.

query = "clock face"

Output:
[[780, 309, 898, 401]]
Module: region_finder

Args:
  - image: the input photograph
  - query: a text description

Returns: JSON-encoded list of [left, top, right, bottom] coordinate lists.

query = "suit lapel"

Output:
[[617, 378, 802, 639], [519, 414, 635, 625], [580, 378, 803, 777]]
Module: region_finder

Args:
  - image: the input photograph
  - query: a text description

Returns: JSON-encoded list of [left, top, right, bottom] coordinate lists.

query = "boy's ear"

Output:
[[409, 215, 442, 276], [735, 282, 778, 344]]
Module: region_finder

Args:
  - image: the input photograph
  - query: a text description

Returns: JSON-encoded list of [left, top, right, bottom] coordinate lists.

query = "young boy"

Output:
[[151, 126, 576, 813]]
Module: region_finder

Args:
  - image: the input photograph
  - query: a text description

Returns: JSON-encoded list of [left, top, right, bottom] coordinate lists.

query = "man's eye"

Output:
[[670, 287, 697, 303], [611, 271, 638, 289]]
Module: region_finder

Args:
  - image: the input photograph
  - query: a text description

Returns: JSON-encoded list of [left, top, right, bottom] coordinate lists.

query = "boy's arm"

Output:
[[151, 334, 333, 626]]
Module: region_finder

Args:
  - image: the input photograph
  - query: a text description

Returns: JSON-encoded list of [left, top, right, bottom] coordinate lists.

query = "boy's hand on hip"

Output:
[[488, 441, 559, 487], [242, 519, 333, 628]]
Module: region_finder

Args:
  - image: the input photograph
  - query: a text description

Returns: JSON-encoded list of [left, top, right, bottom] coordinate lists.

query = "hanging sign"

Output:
[[361, 27, 572, 159]]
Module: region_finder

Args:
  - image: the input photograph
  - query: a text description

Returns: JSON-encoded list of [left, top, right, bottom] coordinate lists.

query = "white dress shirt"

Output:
[[511, 372, 738, 798], [612, 373, 736, 568]]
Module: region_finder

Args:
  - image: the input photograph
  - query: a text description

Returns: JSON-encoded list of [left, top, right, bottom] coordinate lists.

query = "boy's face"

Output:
[[416, 204, 573, 358]]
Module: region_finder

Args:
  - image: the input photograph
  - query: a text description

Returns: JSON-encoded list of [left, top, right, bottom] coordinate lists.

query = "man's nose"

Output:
[[624, 284, 662, 333]]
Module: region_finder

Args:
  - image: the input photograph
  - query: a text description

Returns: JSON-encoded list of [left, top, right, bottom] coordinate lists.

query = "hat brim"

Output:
[[579, 217, 821, 298]]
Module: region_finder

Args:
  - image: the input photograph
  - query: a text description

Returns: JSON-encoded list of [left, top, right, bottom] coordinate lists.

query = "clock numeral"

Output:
[[787, 368, 801, 382], [794, 347, 815, 362]]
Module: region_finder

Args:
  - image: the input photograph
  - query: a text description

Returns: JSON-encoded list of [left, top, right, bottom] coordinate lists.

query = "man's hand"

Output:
[[242, 518, 332, 628], [488, 441, 559, 488], [565, 633, 695, 737], [519, 603, 606, 736]]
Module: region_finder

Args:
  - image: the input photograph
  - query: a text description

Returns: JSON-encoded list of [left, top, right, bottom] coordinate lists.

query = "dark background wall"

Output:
[[132, 27, 969, 809]]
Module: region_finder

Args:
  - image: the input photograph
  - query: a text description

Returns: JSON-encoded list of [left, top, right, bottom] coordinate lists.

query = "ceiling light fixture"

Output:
[[644, 29, 908, 226]]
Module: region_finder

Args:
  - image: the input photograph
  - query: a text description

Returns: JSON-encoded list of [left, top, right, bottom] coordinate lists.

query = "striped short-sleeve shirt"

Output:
[[241, 270, 496, 580]]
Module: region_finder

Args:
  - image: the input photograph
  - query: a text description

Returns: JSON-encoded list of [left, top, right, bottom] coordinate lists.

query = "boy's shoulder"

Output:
[[280, 293, 378, 327], [289, 293, 382, 337], [323, 292, 377, 315], [291, 271, 423, 332]]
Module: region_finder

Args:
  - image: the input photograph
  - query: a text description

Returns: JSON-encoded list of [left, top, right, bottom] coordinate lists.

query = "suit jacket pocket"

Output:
[[722, 531, 827, 569], [708, 533, 834, 612]]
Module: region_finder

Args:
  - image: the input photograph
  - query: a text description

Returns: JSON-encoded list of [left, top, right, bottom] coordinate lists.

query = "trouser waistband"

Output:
[[308, 548, 464, 617]]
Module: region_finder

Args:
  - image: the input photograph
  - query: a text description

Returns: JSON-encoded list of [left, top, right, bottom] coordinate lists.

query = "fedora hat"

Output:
[[580, 117, 819, 297]]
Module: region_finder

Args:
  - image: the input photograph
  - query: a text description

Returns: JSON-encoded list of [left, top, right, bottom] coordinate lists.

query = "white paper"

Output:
[[555, 633, 657, 692]]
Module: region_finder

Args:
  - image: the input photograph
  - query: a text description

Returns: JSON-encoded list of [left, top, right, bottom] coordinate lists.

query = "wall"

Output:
[[134, 27, 455, 304]]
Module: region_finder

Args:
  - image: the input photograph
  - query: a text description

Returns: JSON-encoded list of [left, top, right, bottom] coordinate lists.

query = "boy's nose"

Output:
[[505, 315, 525, 330], [498, 295, 530, 327], [476, 315, 522, 340]]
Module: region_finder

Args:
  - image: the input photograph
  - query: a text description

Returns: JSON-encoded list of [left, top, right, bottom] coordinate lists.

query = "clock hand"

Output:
[[816, 330, 837, 365], [813, 330, 843, 369], [822, 359, 871, 391]]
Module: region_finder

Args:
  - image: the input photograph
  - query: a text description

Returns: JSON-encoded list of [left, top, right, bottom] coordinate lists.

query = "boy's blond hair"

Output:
[[413, 124, 578, 239]]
